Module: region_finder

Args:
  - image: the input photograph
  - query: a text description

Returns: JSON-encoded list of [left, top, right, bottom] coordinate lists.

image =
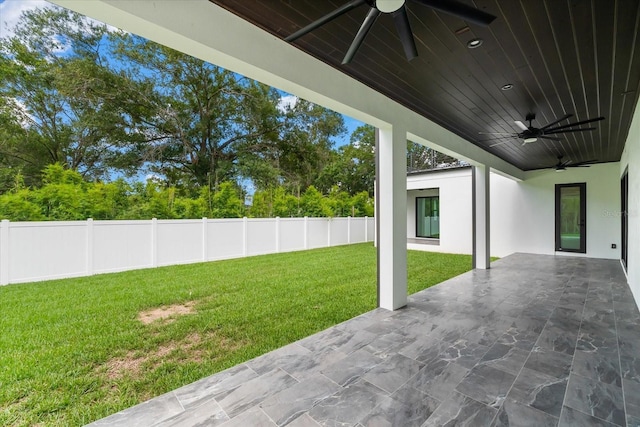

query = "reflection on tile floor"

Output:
[[88, 253, 640, 427]]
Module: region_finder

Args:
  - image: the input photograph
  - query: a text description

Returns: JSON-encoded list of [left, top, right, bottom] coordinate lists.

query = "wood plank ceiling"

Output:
[[210, 0, 640, 171]]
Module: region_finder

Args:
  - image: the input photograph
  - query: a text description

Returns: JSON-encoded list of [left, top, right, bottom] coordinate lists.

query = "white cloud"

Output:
[[277, 95, 298, 112], [0, 0, 53, 39]]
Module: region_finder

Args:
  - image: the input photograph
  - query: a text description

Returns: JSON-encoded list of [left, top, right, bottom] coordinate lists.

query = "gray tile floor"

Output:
[[89, 253, 640, 427]]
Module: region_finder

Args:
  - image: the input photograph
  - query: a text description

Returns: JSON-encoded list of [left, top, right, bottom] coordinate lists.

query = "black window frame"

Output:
[[555, 182, 587, 253], [415, 195, 440, 239], [622, 169, 629, 269]]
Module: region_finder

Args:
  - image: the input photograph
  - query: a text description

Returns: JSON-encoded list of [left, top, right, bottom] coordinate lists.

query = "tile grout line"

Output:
[[560, 274, 626, 426], [612, 276, 629, 427], [474, 268, 571, 425], [489, 273, 568, 426], [556, 270, 584, 425]]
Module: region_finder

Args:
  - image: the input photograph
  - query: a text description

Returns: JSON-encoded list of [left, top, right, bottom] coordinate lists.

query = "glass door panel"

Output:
[[555, 183, 586, 253], [416, 196, 439, 238], [622, 170, 628, 269]]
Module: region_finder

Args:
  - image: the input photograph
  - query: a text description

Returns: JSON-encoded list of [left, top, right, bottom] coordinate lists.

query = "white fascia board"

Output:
[[50, 0, 525, 180]]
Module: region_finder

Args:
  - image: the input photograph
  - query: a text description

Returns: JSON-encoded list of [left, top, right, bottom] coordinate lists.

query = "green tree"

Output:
[[110, 35, 286, 189], [274, 99, 346, 192], [0, 190, 44, 221], [350, 191, 374, 217], [34, 164, 86, 220], [300, 185, 332, 217], [83, 181, 131, 220], [210, 182, 245, 218], [270, 186, 300, 217], [407, 141, 462, 171], [316, 124, 375, 196], [0, 7, 153, 184]]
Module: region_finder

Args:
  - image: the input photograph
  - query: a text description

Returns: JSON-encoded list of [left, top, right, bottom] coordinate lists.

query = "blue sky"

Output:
[[0, 0, 364, 148]]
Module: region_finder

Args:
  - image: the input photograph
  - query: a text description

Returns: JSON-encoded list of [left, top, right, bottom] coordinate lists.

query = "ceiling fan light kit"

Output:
[[285, 0, 497, 64], [377, 0, 405, 13]]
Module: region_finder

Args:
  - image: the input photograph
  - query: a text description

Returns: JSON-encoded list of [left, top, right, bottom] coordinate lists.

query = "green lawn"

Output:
[[0, 243, 472, 426]]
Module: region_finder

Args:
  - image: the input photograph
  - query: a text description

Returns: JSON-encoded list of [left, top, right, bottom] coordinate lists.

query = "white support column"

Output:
[[472, 165, 491, 269], [377, 125, 407, 310]]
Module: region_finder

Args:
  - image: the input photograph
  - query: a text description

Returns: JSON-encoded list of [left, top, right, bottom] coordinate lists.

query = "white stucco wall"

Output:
[[491, 163, 621, 259], [408, 164, 621, 260], [620, 97, 640, 306], [407, 168, 472, 254]]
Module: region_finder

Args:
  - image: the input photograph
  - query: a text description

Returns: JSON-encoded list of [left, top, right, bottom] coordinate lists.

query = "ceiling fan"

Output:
[[549, 155, 598, 172], [285, 0, 497, 64], [480, 113, 605, 147]]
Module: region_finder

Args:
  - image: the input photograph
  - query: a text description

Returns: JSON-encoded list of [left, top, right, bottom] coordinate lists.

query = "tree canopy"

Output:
[[0, 5, 460, 220]]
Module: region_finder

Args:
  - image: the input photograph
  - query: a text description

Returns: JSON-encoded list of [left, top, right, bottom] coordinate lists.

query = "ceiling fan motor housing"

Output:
[[376, 0, 406, 13]]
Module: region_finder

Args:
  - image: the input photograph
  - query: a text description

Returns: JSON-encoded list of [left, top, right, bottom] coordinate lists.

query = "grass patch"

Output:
[[0, 243, 472, 426]]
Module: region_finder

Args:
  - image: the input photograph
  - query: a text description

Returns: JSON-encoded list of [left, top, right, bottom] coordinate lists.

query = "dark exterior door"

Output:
[[555, 183, 586, 253], [622, 170, 629, 269]]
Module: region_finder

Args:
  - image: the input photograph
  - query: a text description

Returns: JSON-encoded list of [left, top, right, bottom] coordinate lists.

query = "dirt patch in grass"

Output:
[[104, 333, 202, 380], [137, 301, 196, 325]]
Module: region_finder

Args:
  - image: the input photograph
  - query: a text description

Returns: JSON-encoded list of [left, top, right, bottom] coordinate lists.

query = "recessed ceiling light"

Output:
[[467, 38, 483, 48], [501, 83, 514, 91]]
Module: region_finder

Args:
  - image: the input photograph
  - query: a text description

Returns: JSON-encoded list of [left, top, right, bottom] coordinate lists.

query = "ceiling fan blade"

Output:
[[411, 0, 497, 26], [539, 135, 562, 141], [544, 116, 605, 132], [489, 140, 511, 147], [392, 6, 418, 61], [568, 159, 598, 167], [514, 120, 529, 131], [342, 7, 380, 64], [540, 113, 573, 130], [544, 127, 596, 135], [285, 0, 367, 42]]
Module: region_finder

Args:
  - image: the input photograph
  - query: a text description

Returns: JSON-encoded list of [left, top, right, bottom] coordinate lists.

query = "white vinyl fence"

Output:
[[0, 217, 374, 285]]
